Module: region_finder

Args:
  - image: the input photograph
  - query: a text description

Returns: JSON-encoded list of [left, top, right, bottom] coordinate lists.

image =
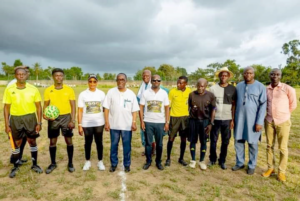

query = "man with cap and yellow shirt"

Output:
[[43, 68, 76, 174], [208, 67, 236, 170], [165, 76, 191, 167], [3, 66, 43, 178]]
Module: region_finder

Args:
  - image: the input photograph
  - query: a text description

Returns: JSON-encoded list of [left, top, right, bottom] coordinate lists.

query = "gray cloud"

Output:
[[0, 0, 299, 77]]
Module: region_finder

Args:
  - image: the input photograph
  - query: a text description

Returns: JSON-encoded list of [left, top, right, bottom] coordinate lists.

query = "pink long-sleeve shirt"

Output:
[[266, 82, 297, 125]]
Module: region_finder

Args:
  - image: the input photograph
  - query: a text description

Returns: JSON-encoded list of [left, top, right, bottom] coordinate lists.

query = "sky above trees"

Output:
[[0, 0, 300, 77]]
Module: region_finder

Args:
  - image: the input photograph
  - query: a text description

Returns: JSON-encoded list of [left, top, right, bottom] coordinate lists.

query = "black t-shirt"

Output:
[[188, 90, 216, 120]]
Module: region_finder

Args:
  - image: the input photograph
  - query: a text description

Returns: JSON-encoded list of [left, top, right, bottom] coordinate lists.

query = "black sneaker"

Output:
[[143, 163, 151, 170], [156, 163, 164, 170], [9, 167, 19, 178], [109, 166, 117, 172], [124, 166, 130, 172], [68, 163, 75, 173], [231, 165, 245, 171], [178, 159, 188, 166], [31, 165, 43, 173], [46, 164, 57, 174], [219, 163, 227, 170], [247, 168, 255, 175], [165, 159, 171, 166]]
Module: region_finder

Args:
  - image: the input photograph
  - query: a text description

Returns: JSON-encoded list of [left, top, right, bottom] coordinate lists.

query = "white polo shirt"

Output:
[[103, 87, 140, 131], [140, 88, 169, 123], [78, 88, 106, 127]]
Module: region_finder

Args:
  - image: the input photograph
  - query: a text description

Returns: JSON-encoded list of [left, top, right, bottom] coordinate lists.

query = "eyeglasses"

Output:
[[151, 80, 161, 83], [89, 80, 97, 83]]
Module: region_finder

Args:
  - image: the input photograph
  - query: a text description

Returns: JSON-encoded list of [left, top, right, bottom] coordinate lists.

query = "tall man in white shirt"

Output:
[[139, 75, 170, 170], [103, 73, 140, 173]]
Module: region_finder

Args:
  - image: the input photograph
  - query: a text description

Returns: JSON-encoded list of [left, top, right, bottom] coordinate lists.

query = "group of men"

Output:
[[3, 65, 297, 182]]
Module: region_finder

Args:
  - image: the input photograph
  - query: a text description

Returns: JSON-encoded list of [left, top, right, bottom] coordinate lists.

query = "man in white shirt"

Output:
[[103, 73, 140, 173], [139, 75, 170, 170]]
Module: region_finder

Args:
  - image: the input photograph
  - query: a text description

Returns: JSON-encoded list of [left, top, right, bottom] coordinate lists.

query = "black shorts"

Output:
[[169, 116, 189, 138], [188, 118, 209, 143], [10, 113, 39, 140], [48, 114, 73, 138]]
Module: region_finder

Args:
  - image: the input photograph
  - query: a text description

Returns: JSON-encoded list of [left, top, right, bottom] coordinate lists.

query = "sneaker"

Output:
[[277, 173, 286, 182], [189, 160, 196, 168], [31, 165, 43, 174], [198, 161, 207, 170], [46, 164, 57, 174], [178, 159, 188, 166], [156, 163, 164, 170], [232, 165, 245, 171], [83, 161, 91, 171], [247, 168, 255, 175], [68, 163, 75, 172], [165, 159, 171, 166], [143, 163, 151, 170], [262, 169, 275, 177], [219, 163, 227, 170], [124, 166, 130, 172], [208, 161, 216, 167], [9, 167, 19, 178], [109, 166, 117, 172], [97, 160, 105, 171]]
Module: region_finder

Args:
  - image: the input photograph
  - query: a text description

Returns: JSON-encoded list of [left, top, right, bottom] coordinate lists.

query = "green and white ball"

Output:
[[45, 105, 60, 120]]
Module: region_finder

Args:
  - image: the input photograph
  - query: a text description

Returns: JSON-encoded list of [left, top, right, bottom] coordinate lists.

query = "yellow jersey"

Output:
[[44, 84, 75, 115], [3, 83, 41, 116], [169, 87, 191, 117]]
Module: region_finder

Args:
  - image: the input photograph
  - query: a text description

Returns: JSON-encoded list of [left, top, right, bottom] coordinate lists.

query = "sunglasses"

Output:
[[151, 80, 161, 83], [88, 80, 97, 83]]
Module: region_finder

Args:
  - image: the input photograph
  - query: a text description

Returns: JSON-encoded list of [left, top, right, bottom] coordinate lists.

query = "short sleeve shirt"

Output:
[[169, 87, 191, 117], [44, 85, 76, 115], [103, 87, 140, 131], [3, 83, 41, 116], [78, 88, 106, 127], [188, 90, 216, 120], [140, 88, 170, 123]]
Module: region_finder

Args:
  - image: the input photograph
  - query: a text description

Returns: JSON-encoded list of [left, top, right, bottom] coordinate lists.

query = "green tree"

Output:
[[252, 64, 271, 83], [158, 64, 178, 81], [13, 59, 23, 67], [176, 67, 187, 76], [33, 62, 41, 82], [2, 62, 14, 76], [223, 60, 241, 81]]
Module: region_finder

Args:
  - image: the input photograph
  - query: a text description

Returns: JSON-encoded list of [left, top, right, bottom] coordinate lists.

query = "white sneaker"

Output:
[[189, 160, 196, 168], [198, 161, 207, 170], [97, 160, 105, 171], [83, 161, 91, 171]]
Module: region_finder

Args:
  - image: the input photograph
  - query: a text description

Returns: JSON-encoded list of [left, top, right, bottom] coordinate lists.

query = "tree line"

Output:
[[1, 39, 299, 85]]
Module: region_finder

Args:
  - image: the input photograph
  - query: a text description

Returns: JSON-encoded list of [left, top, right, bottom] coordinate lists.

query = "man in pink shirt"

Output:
[[262, 68, 297, 182]]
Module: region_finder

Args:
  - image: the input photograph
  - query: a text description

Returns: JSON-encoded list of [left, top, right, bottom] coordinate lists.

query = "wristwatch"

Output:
[[209, 121, 214, 126]]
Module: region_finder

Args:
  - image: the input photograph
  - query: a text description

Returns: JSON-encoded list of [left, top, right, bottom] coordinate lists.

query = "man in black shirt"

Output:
[[188, 78, 216, 170]]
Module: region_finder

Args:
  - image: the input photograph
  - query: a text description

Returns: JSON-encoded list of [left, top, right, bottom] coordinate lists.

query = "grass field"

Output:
[[0, 85, 299, 201]]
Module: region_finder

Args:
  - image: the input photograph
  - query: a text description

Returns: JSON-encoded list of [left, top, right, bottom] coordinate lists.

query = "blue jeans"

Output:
[[110, 129, 132, 167], [144, 122, 165, 164], [234, 139, 258, 169]]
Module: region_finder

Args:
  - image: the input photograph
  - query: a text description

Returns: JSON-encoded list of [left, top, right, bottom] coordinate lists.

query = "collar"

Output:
[[267, 82, 282, 89]]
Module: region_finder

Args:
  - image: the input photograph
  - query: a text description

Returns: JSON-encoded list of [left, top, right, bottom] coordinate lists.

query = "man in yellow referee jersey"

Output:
[[3, 67, 43, 178], [165, 76, 191, 167], [43, 68, 76, 174]]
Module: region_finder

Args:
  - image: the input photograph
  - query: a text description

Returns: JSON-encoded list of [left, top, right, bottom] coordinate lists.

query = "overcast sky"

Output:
[[0, 0, 299, 77]]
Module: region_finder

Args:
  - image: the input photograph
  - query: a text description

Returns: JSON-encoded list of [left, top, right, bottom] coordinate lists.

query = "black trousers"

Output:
[[209, 120, 231, 163]]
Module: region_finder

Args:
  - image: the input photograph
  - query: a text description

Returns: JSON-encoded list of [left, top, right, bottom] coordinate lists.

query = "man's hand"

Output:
[[141, 121, 145, 131], [164, 123, 169, 132], [230, 120, 234, 130], [131, 122, 137, 131], [78, 126, 84, 136], [68, 121, 75, 130], [35, 124, 41, 134], [105, 122, 110, 131], [205, 124, 212, 135], [5, 125, 11, 135], [255, 124, 263, 132]]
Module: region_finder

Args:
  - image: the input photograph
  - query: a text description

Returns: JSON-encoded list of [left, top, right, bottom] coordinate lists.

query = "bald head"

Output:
[[243, 66, 255, 74], [243, 66, 255, 83], [269, 68, 282, 86], [196, 78, 208, 94]]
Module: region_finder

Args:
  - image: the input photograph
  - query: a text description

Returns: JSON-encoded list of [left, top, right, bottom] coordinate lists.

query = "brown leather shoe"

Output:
[[277, 173, 286, 182], [262, 169, 275, 177]]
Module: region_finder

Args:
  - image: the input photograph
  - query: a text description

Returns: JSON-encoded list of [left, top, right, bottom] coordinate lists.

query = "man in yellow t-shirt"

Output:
[[43, 68, 76, 174], [165, 76, 191, 167], [3, 67, 43, 178]]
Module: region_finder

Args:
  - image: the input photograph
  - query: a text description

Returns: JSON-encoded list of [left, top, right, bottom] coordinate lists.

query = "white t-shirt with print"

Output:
[[78, 88, 106, 127], [140, 88, 169, 123], [103, 87, 140, 131]]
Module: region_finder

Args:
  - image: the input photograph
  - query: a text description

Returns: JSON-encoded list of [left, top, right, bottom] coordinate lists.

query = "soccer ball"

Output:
[[44, 105, 60, 120]]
